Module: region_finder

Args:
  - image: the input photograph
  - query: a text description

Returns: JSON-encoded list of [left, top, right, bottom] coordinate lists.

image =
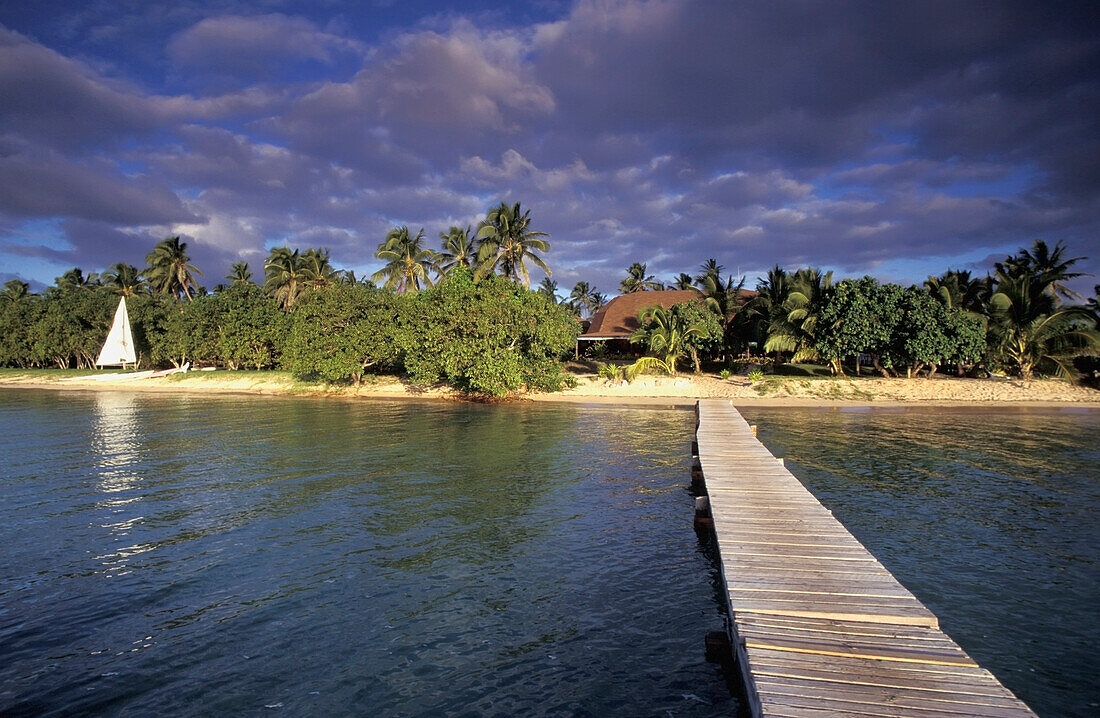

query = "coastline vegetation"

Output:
[[1, 196, 1097, 397]]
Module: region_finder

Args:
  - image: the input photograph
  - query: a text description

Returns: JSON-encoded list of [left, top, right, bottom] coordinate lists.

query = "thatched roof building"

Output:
[[580, 289, 704, 342]]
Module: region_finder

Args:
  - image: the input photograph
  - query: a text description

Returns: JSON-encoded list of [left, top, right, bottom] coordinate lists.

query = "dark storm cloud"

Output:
[[0, 141, 200, 225], [1, 1, 1098, 292], [0, 26, 162, 148]]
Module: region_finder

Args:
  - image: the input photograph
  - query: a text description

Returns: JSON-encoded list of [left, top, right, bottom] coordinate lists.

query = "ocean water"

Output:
[[741, 406, 1100, 718], [0, 391, 733, 717], [2, 392, 1096, 718]]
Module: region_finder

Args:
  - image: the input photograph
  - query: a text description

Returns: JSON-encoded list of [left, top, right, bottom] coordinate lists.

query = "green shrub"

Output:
[[398, 271, 580, 396], [598, 362, 623, 381], [283, 284, 403, 383]]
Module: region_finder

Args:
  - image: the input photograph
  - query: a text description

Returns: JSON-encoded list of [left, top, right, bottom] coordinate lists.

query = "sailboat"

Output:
[[96, 297, 137, 369], [61, 297, 190, 382]]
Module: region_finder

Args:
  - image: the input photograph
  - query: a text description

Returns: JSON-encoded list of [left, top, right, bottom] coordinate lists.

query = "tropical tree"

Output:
[[924, 269, 990, 316], [694, 259, 724, 290], [227, 261, 253, 285], [619, 262, 663, 293], [102, 263, 146, 297], [815, 277, 901, 376], [399, 271, 580, 396], [995, 239, 1084, 305], [628, 304, 709, 376], [538, 277, 560, 302], [0, 279, 31, 305], [145, 236, 202, 301], [300, 248, 339, 290], [474, 202, 551, 287], [436, 226, 476, 278], [699, 270, 754, 357], [52, 268, 99, 292], [569, 281, 600, 319], [590, 291, 608, 314], [372, 226, 436, 294], [671, 272, 695, 290], [264, 247, 308, 310], [764, 268, 834, 362], [989, 271, 1098, 380], [750, 265, 791, 355], [283, 283, 404, 384]]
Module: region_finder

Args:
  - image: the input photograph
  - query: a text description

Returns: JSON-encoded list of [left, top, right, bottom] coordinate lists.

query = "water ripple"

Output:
[[0, 392, 733, 717]]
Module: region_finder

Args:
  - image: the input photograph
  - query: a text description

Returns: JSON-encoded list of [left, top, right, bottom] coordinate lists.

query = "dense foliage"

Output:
[[399, 272, 579, 395], [2, 222, 1097, 388], [283, 283, 402, 383], [814, 279, 985, 377]]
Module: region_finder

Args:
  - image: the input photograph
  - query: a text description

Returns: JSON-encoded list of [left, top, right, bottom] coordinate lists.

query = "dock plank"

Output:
[[695, 399, 1035, 718]]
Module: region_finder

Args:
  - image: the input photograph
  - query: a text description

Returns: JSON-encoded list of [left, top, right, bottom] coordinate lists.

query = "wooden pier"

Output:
[[694, 400, 1036, 718]]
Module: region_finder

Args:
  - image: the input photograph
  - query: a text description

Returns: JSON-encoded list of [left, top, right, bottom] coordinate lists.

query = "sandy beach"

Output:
[[2, 369, 1097, 407]]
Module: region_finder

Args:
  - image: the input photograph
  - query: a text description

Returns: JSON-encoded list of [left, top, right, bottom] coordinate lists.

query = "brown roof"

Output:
[[580, 289, 704, 339]]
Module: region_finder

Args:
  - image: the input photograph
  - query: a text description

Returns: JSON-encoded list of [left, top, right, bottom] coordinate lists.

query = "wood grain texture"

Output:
[[696, 400, 1035, 717]]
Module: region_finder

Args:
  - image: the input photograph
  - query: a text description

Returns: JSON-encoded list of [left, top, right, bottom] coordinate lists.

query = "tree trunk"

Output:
[[927, 363, 938, 378], [872, 355, 893, 378]]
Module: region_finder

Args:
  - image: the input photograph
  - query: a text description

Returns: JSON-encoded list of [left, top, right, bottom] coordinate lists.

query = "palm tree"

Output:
[[694, 258, 724, 290], [372, 226, 436, 293], [750, 266, 791, 359], [989, 272, 1098, 380], [1087, 285, 1100, 322], [301, 248, 339, 290], [996, 239, 1084, 305], [671, 272, 694, 290], [474, 202, 551, 287], [569, 281, 599, 319], [763, 268, 833, 362], [590, 291, 608, 314], [227, 261, 253, 285], [619, 262, 663, 293], [925, 269, 990, 316], [102, 263, 146, 297], [264, 247, 307, 310], [145, 236, 203, 301], [989, 242, 1097, 379], [537, 277, 559, 302], [436, 226, 475, 278], [0, 279, 30, 305], [54, 268, 98, 291], [701, 271, 753, 356], [628, 304, 707, 376]]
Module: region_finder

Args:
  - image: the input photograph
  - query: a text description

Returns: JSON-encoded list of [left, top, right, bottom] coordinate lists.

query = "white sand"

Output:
[[2, 370, 1097, 407]]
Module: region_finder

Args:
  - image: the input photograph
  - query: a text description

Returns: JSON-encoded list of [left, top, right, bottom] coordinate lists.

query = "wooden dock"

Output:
[[694, 400, 1037, 718]]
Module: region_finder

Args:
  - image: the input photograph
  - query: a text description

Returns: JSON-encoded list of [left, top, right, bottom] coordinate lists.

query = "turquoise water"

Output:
[[741, 406, 1100, 718], [0, 391, 733, 716]]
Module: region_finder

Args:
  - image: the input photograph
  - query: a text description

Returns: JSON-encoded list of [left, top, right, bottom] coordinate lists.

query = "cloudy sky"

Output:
[[2, 0, 1098, 296]]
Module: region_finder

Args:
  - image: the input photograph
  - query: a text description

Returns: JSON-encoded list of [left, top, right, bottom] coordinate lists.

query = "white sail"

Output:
[[96, 297, 137, 367]]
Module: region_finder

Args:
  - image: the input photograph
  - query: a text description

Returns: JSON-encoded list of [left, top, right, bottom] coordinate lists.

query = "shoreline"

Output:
[[2, 371, 1098, 409]]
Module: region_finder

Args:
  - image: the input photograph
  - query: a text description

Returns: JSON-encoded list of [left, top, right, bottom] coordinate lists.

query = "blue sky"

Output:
[[2, 0, 1098, 297]]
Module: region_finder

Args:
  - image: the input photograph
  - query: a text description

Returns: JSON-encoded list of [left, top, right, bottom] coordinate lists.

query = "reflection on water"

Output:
[[92, 392, 145, 494], [0, 392, 731, 717], [741, 406, 1100, 718], [91, 393, 151, 577]]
